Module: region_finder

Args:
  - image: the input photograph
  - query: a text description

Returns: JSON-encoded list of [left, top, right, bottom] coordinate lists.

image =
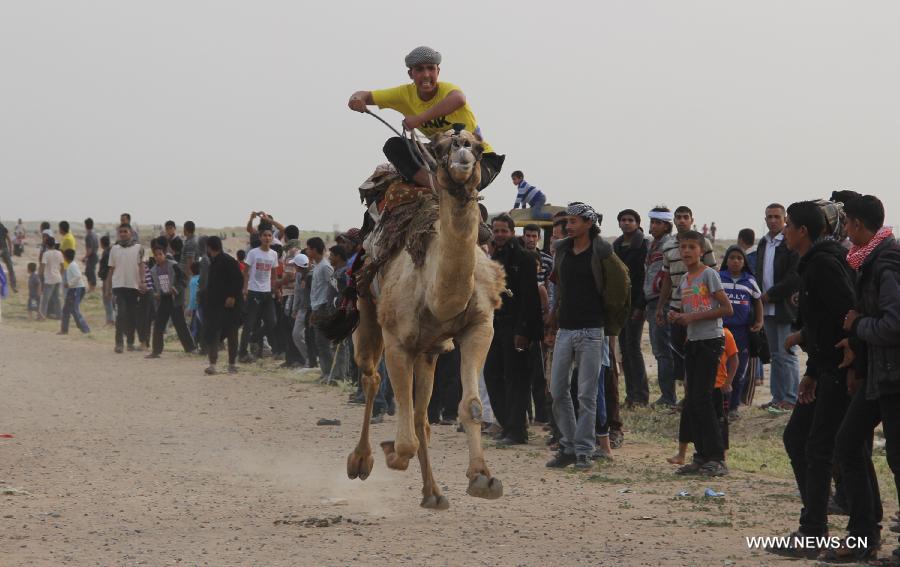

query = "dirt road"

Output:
[[2, 323, 812, 566]]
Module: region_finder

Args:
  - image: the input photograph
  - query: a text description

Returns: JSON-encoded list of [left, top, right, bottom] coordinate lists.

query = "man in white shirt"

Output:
[[37, 237, 64, 320], [104, 224, 146, 353], [238, 225, 279, 363], [755, 204, 801, 409]]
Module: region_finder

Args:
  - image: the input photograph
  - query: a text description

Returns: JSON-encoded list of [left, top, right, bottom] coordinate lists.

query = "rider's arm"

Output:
[[414, 90, 465, 125]]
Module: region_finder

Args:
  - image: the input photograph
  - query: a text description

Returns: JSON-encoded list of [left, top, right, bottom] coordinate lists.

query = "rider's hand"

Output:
[[348, 95, 367, 113]]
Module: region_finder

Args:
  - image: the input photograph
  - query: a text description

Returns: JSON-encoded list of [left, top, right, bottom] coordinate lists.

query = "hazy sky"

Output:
[[2, 1, 898, 238]]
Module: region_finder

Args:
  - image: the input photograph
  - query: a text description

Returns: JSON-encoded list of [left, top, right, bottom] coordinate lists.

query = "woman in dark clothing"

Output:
[[203, 236, 244, 375]]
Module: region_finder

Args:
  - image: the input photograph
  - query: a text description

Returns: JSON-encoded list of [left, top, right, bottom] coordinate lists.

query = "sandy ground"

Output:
[[0, 320, 828, 567]]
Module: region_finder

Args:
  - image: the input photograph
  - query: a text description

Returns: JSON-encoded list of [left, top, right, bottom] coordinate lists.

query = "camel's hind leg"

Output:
[[411, 353, 448, 510], [346, 296, 383, 481], [379, 335, 417, 471], [457, 323, 503, 499]]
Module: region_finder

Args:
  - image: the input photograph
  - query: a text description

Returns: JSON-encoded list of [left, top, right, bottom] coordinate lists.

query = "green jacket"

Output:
[[552, 235, 631, 336]]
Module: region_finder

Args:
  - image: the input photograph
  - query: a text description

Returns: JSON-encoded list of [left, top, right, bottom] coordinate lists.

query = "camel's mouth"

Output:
[[447, 147, 476, 180]]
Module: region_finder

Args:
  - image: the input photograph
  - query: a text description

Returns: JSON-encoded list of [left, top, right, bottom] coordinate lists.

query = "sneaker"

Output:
[[818, 534, 880, 563], [728, 409, 740, 422], [145, 353, 161, 359], [699, 460, 729, 477], [609, 429, 625, 449], [238, 354, 254, 364], [574, 454, 593, 471], [227, 365, 239, 374], [765, 531, 827, 560], [545, 450, 576, 468], [114, 345, 124, 354], [204, 365, 218, 375], [370, 413, 384, 424], [675, 461, 704, 475], [126, 344, 136, 352]]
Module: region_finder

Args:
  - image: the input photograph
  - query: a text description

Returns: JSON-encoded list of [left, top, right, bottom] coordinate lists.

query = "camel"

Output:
[[345, 127, 507, 510]]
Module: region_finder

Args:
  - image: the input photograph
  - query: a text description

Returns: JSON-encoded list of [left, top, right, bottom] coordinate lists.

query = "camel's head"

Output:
[[431, 125, 483, 190]]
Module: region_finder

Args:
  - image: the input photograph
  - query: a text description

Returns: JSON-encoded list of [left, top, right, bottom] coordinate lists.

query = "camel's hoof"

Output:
[[466, 474, 503, 500], [420, 494, 450, 510], [380, 441, 410, 471], [346, 451, 374, 481]]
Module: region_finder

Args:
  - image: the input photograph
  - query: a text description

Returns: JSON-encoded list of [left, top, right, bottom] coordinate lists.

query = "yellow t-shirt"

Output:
[[59, 232, 76, 266], [371, 82, 493, 153]]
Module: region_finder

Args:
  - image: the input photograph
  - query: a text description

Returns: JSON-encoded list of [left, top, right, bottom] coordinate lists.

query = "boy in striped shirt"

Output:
[[511, 171, 551, 219]]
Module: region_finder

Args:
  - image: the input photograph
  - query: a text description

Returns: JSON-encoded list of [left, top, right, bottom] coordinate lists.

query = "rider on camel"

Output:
[[347, 46, 504, 191]]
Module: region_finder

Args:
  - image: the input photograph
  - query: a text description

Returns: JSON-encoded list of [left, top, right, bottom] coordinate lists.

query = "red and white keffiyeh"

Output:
[[847, 226, 893, 270]]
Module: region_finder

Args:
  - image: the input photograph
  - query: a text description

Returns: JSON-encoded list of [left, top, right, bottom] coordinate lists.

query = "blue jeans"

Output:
[[646, 299, 677, 405], [61, 287, 89, 333], [727, 325, 751, 410], [550, 327, 604, 457], [102, 292, 116, 323], [764, 316, 799, 404], [528, 193, 553, 220]]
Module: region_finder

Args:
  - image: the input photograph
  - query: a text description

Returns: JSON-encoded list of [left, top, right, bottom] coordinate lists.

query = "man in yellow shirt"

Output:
[[59, 221, 77, 266], [348, 46, 504, 190]]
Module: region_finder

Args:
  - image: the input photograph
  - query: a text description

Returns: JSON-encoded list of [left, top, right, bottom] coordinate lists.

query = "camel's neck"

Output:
[[427, 182, 479, 320]]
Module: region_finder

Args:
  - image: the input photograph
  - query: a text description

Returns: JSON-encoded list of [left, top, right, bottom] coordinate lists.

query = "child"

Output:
[[511, 170, 551, 219], [719, 245, 763, 417], [667, 230, 733, 476], [236, 249, 248, 275], [97, 235, 116, 326], [146, 242, 195, 358], [187, 261, 201, 343], [27, 262, 40, 320], [59, 249, 90, 334], [668, 327, 739, 465]]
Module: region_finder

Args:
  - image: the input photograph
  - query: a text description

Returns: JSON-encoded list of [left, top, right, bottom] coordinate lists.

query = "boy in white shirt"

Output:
[[37, 237, 64, 321], [59, 249, 90, 334], [238, 224, 280, 363]]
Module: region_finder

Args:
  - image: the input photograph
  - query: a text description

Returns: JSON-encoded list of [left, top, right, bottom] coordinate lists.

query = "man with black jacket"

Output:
[[203, 236, 244, 375], [767, 201, 855, 559], [614, 209, 649, 406], [828, 195, 900, 562], [484, 213, 543, 445], [756, 203, 801, 409]]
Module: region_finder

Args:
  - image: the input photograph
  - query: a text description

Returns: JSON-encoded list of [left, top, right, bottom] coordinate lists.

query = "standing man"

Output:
[[180, 221, 198, 276], [83, 218, 99, 292], [523, 222, 553, 423], [306, 237, 336, 378], [105, 224, 145, 353], [347, 46, 504, 191], [756, 203, 801, 410], [766, 201, 855, 558], [614, 208, 649, 407], [546, 202, 629, 470], [656, 206, 717, 383], [37, 237, 64, 320], [645, 207, 677, 406], [829, 195, 900, 562], [238, 224, 279, 363], [146, 240, 195, 358], [0, 221, 16, 292], [203, 236, 244, 375], [484, 213, 543, 445], [58, 221, 76, 261]]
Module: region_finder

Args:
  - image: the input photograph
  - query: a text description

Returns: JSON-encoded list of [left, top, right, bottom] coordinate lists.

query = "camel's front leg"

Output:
[[411, 353, 449, 510], [457, 323, 503, 499], [380, 336, 417, 471], [347, 296, 383, 481]]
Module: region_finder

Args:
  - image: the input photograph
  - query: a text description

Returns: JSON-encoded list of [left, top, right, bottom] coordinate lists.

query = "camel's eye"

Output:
[[463, 140, 471, 148]]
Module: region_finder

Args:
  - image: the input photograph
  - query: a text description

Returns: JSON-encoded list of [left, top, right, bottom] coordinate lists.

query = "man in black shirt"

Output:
[[484, 214, 543, 445], [546, 202, 629, 471], [614, 209, 649, 406]]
